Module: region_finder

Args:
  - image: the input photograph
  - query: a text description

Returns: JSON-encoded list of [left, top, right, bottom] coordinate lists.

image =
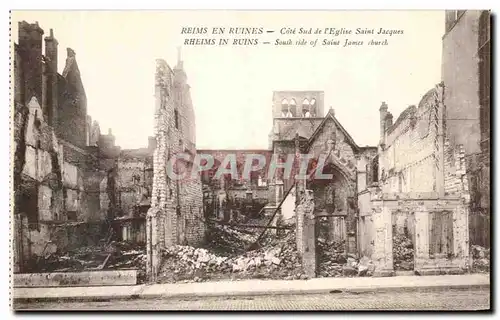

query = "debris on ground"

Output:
[[357, 255, 376, 276], [157, 224, 306, 283], [29, 241, 147, 276], [317, 239, 347, 277], [202, 221, 261, 256], [471, 245, 490, 273], [392, 233, 414, 271]]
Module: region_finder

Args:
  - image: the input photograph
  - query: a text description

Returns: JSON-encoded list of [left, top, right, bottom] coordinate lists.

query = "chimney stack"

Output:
[[385, 112, 394, 130], [44, 28, 59, 127], [18, 21, 44, 105], [379, 102, 388, 146]]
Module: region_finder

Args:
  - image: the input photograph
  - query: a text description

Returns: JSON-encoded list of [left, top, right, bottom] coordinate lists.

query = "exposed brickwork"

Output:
[[146, 58, 205, 280], [443, 139, 469, 200]]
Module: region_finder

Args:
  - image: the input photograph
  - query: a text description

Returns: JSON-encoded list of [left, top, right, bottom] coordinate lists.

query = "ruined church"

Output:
[[13, 10, 490, 281]]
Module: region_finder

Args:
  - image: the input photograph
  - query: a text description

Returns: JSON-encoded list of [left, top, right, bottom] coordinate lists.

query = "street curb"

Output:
[[136, 284, 490, 300], [13, 283, 490, 303]]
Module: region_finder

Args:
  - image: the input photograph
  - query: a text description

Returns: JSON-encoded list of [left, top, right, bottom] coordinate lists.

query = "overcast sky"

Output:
[[11, 10, 444, 150]]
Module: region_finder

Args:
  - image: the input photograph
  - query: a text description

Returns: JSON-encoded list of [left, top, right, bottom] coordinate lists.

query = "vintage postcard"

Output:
[[10, 10, 490, 311]]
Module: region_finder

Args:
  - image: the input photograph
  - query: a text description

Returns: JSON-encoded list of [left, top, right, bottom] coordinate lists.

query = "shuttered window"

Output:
[[428, 211, 454, 258]]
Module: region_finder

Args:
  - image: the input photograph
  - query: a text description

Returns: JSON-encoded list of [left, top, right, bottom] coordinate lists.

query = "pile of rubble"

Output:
[[392, 233, 414, 271], [158, 228, 306, 283], [106, 241, 147, 270], [317, 239, 346, 277], [202, 222, 257, 256], [471, 245, 490, 273], [317, 239, 375, 277]]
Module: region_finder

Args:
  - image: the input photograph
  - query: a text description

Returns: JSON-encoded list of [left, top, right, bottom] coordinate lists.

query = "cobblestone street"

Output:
[[16, 288, 490, 311]]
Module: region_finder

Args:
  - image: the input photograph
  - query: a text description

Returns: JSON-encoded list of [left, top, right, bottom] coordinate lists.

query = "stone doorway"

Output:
[[309, 163, 354, 277], [392, 211, 416, 272]]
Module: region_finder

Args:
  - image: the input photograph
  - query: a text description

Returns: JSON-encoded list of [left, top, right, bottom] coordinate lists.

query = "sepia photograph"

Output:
[[10, 9, 491, 311]]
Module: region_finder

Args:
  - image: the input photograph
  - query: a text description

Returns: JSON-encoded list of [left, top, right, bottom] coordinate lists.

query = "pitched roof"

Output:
[[306, 108, 360, 153]]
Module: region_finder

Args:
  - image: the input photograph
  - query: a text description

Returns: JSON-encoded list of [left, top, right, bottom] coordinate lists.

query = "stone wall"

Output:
[[13, 96, 107, 262], [442, 10, 490, 247], [379, 91, 441, 194], [116, 152, 153, 217], [226, 187, 269, 204], [272, 118, 323, 141], [56, 71, 87, 149], [146, 58, 205, 280], [442, 10, 482, 155]]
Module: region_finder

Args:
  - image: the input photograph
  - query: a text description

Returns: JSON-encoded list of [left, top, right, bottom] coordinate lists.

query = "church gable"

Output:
[[307, 113, 359, 157], [305, 114, 359, 180]]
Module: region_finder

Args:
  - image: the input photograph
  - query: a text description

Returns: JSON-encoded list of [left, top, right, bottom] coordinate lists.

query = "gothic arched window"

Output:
[[302, 98, 310, 117], [281, 98, 289, 117], [289, 99, 297, 117]]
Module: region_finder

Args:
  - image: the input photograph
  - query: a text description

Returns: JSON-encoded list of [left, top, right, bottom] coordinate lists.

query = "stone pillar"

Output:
[[453, 203, 470, 270], [275, 180, 284, 204], [146, 211, 160, 282], [379, 102, 388, 146], [268, 181, 276, 206], [295, 187, 316, 278], [372, 204, 394, 276], [414, 205, 430, 272], [435, 83, 446, 197]]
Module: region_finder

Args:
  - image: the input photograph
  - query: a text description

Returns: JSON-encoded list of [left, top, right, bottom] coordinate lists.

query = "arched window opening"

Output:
[[302, 98, 311, 117], [289, 99, 297, 117], [371, 156, 379, 184], [281, 98, 289, 117]]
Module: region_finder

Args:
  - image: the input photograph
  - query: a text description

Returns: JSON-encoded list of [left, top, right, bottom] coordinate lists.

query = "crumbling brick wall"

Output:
[[444, 139, 469, 199], [146, 58, 205, 280]]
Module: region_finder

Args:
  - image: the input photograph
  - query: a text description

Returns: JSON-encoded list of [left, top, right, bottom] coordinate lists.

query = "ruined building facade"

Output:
[[12, 21, 157, 273], [355, 10, 490, 276]]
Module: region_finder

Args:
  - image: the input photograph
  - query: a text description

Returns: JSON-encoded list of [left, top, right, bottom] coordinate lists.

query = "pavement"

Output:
[[15, 288, 491, 310], [13, 273, 490, 303]]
